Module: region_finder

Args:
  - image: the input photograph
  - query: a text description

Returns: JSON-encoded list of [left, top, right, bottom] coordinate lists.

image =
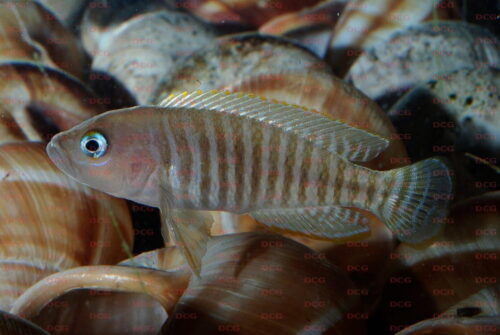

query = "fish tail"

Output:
[[376, 157, 454, 243]]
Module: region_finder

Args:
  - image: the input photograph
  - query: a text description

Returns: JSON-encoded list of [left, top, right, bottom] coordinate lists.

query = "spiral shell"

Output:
[[0, 62, 105, 145], [0, 142, 133, 310], [9, 246, 189, 335], [162, 232, 363, 335]]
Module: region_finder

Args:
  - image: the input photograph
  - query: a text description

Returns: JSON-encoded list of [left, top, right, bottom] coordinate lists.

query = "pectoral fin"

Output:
[[250, 206, 370, 239], [159, 189, 213, 277], [166, 210, 213, 277]]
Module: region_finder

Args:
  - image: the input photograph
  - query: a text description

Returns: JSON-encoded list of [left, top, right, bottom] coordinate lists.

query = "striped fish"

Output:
[[46, 90, 454, 275]]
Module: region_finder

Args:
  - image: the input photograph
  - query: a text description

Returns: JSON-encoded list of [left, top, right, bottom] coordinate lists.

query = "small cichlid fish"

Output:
[[47, 90, 453, 275]]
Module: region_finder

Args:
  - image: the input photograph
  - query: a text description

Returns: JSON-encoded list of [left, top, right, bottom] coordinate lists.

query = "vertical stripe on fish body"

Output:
[[159, 107, 380, 212], [158, 90, 453, 243]]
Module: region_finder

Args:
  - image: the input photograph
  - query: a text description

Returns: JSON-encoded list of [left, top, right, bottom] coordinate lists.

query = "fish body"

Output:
[[47, 90, 454, 275], [131, 108, 374, 213]]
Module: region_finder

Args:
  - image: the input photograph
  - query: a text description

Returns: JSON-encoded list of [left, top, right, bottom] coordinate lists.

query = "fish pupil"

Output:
[[85, 139, 100, 152]]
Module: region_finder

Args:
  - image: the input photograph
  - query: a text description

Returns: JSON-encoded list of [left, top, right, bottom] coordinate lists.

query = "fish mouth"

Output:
[[46, 137, 75, 177]]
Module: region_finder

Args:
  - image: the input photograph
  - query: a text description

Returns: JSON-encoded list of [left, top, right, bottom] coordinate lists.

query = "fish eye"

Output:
[[80, 131, 108, 158]]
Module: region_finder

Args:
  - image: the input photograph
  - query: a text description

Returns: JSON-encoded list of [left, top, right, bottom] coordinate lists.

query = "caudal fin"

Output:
[[377, 157, 454, 243]]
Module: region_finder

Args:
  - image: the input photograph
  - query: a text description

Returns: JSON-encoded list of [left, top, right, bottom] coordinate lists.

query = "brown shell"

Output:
[[0, 62, 104, 144], [223, 70, 408, 170], [0, 310, 50, 335], [162, 232, 363, 335], [259, 0, 349, 58], [379, 191, 500, 330], [10, 233, 359, 335], [260, 0, 348, 36], [11, 248, 190, 335], [0, 1, 87, 79], [154, 33, 333, 103], [181, 0, 323, 27], [0, 142, 133, 310]]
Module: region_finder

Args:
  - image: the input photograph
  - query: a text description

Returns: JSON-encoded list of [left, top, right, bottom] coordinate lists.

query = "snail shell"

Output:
[[0, 142, 133, 310], [0, 62, 104, 144], [346, 21, 500, 107], [91, 9, 218, 104], [9, 246, 189, 335], [11, 265, 190, 335], [180, 0, 323, 27], [154, 33, 332, 103], [162, 232, 363, 335], [223, 70, 408, 170], [327, 0, 460, 75], [11, 232, 359, 335], [80, 0, 175, 56], [388, 66, 500, 162], [0, 1, 87, 78], [378, 191, 500, 331], [259, 0, 350, 58]]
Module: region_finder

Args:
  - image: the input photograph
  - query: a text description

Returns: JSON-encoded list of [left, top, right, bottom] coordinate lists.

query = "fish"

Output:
[[46, 90, 454, 276]]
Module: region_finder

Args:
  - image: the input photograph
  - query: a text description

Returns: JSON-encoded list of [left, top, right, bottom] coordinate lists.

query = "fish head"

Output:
[[46, 108, 161, 203]]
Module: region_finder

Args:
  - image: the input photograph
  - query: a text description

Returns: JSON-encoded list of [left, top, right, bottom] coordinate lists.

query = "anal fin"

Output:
[[250, 206, 370, 239]]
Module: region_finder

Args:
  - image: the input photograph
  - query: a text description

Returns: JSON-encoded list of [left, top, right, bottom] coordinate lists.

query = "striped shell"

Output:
[[10, 247, 190, 335], [259, 0, 460, 74], [223, 70, 408, 170], [0, 142, 133, 310], [162, 232, 364, 335], [0, 62, 104, 145], [179, 0, 323, 27]]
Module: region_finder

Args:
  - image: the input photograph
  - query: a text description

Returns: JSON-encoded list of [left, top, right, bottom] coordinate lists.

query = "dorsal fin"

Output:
[[159, 90, 390, 162]]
